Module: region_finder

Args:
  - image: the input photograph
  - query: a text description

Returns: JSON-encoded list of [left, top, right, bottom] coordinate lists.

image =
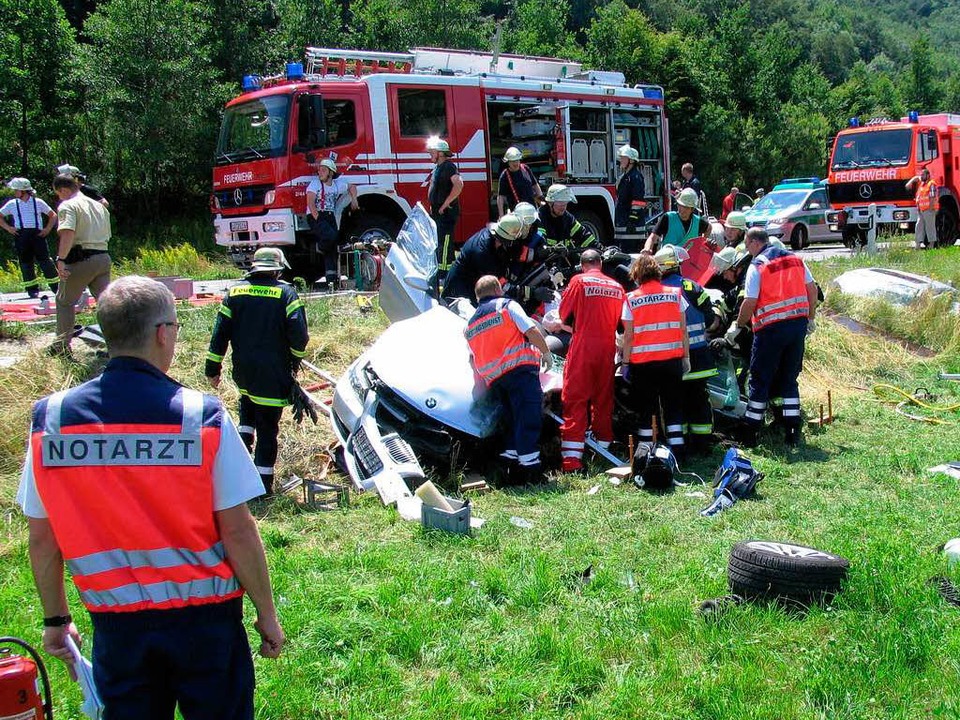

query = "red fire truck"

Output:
[[211, 47, 672, 273], [826, 112, 960, 248]]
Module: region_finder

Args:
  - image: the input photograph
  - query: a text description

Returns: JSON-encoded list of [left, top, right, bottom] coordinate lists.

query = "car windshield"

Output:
[[396, 204, 438, 279], [750, 190, 808, 213], [831, 129, 911, 169], [215, 95, 291, 165]]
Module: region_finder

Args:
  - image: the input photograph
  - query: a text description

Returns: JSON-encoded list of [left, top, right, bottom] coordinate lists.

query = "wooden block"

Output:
[[605, 466, 632, 479]]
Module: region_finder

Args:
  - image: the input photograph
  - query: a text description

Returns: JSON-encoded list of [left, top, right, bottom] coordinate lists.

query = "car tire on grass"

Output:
[[728, 540, 849, 605]]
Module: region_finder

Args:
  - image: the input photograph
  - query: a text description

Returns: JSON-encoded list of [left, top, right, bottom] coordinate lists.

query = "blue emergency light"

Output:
[[642, 87, 664, 100], [848, 117, 860, 127], [908, 110, 920, 123], [286, 62, 304, 81], [241, 74, 262, 92]]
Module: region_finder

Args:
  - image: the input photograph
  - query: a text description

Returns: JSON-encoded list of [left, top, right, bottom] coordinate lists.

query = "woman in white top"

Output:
[[306, 158, 358, 286], [0, 178, 58, 297]]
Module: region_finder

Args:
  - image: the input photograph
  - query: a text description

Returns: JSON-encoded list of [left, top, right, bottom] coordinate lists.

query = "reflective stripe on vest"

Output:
[[662, 211, 702, 248], [662, 274, 709, 349], [626, 282, 685, 363], [916, 179, 938, 212], [465, 298, 539, 385], [752, 248, 810, 332], [32, 384, 241, 613]]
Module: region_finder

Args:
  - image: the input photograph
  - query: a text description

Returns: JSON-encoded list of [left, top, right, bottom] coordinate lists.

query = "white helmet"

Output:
[[6, 177, 32, 192], [711, 247, 745, 274], [503, 146, 523, 162], [491, 213, 524, 242], [247, 246, 290, 275], [317, 158, 338, 173], [677, 187, 700, 208], [57, 164, 81, 177], [617, 145, 640, 162], [654, 245, 690, 270], [545, 184, 576, 203], [725, 211, 748, 231], [426, 136, 450, 153], [513, 202, 538, 226]]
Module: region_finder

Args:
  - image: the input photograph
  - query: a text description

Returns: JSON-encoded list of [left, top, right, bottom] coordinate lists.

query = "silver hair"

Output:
[[97, 276, 176, 353]]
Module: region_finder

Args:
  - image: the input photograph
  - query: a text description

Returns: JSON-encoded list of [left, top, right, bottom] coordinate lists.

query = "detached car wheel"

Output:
[[728, 540, 849, 605]]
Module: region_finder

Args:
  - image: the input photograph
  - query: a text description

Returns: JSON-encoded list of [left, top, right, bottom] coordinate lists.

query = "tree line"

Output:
[[2, 0, 956, 225]]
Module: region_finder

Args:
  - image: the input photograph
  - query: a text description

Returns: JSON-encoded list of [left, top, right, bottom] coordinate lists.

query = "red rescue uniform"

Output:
[[558, 269, 624, 471]]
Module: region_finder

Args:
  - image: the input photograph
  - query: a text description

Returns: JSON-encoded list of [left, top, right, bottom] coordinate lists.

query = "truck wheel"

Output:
[[347, 212, 401, 245], [842, 229, 866, 249], [574, 210, 607, 246], [790, 224, 807, 251], [935, 206, 958, 248], [728, 540, 850, 605]]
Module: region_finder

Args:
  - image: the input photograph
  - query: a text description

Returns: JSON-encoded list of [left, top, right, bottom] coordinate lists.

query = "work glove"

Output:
[[724, 321, 741, 345], [532, 286, 556, 304], [807, 318, 817, 336], [290, 381, 319, 425], [709, 337, 733, 352]]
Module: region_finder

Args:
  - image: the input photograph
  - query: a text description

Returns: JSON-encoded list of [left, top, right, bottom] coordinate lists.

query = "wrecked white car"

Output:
[[327, 205, 745, 499]]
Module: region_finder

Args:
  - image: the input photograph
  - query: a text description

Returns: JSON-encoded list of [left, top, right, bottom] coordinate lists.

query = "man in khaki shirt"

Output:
[[52, 174, 113, 354]]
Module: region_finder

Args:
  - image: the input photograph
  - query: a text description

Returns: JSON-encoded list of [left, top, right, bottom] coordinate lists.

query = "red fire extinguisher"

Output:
[[0, 637, 53, 720]]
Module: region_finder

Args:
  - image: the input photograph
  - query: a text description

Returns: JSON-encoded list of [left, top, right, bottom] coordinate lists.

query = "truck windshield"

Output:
[[831, 129, 911, 169], [216, 95, 291, 165]]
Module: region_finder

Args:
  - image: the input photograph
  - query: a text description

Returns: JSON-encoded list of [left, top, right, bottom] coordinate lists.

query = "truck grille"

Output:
[[828, 180, 913, 205], [214, 184, 272, 209]]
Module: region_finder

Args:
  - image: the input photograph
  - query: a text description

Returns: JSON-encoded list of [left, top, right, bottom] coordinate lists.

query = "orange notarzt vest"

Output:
[[751, 247, 810, 332], [465, 297, 540, 386], [916, 179, 939, 212], [31, 380, 242, 613], [625, 281, 685, 363]]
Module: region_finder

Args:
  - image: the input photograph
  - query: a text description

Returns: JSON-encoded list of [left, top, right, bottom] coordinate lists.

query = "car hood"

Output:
[[367, 305, 502, 437]]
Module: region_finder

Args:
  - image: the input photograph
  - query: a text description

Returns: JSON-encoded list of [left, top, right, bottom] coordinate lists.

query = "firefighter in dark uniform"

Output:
[[465, 275, 553, 485], [539, 184, 599, 252], [206, 247, 309, 493], [708, 245, 752, 390], [614, 145, 646, 252], [656, 245, 718, 453], [427, 136, 463, 280], [736, 228, 818, 447]]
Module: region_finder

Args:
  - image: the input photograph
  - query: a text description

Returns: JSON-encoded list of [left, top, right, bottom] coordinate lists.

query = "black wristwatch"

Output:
[[43, 614, 72, 628]]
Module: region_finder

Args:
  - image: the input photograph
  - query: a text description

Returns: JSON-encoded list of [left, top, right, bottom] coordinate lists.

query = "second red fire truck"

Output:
[[212, 47, 672, 274]]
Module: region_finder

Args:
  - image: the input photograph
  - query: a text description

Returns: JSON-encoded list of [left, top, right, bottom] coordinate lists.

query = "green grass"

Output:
[[2, 261, 960, 718]]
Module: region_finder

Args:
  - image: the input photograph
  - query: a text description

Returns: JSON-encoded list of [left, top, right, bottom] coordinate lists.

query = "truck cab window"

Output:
[[397, 88, 448, 137], [296, 97, 357, 150], [916, 129, 939, 162]]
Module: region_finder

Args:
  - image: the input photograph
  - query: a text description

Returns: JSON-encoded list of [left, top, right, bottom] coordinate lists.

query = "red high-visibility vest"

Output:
[[751, 247, 810, 332], [31, 382, 242, 613], [625, 281, 685, 363], [916, 179, 939, 212], [465, 297, 540, 386]]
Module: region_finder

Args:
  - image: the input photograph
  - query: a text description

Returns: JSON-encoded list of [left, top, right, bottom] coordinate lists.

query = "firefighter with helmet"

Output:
[[736, 228, 818, 447], [643, 186, 711, 254], [539, 184, 599, 253], [465, 275, 553, 485], [441, 214, 549, 306], [614, 144, 646, 252], [723, 210, 748, 248], [557, 248, 625, 472], [655, 244, 719, 453], [513, 201, 541, 240], [426, 136, 463, 279], [498, 146, 543, 217], [206, 246, 309, 494]]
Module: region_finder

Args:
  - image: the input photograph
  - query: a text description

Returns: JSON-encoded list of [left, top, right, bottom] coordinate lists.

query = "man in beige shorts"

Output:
[[51, 174, 112, 355]]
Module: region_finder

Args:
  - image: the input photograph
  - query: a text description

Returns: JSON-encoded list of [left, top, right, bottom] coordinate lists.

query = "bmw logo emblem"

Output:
[[425, 398, 437, 409]]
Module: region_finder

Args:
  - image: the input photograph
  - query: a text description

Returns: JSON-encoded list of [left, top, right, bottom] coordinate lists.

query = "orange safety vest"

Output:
[[751, 247, 810, 332], [625, 281, 685, 363], [465, 297, 540, 386], [31, 373, 241, 614], [916, 179, 939, 212]]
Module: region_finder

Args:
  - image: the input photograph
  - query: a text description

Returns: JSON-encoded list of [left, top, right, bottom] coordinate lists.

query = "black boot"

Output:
[[260, 473, 275, 496], [784, 426, 801, 448], [738, 424, 760, 448]]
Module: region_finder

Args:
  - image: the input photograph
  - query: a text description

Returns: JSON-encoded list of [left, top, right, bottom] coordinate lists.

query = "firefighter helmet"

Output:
[[426, 136, 450, 153], [57, 164, 81, 177], [725, 211, 748, 230], [513, 202, 538, 227], [503, 146, 523, 162], [711, 246, 744, 274], [247, 247, 290, 274], [491, 213, 524, 243], [654, 244, 690, 270], [545, 184, 576, 203], [617, 144, 640, 162], [6, 177, 32, 192], [676, 187, 700, 208]]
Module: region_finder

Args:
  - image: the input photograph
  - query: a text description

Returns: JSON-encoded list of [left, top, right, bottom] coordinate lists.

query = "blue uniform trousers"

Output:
[[492, 366, 543, 470], [745, 318, 807, 429]]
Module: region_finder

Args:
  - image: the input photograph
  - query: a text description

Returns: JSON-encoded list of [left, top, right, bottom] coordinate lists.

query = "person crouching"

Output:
[[464, 275, 553, 485]]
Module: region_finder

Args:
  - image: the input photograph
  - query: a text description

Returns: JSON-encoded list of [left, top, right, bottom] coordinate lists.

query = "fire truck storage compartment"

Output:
[[487, 101, 559, 190], [568, 107, 609, 180], [613, 109, 664, 212]]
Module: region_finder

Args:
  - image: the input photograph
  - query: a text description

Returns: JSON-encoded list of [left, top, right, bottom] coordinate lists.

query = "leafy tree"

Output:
[[507, 0, 578, 59], [905, 34, 940, 112]]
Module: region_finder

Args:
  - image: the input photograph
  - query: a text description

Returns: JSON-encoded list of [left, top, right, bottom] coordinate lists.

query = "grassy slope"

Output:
[[1, 249, 960, 719]]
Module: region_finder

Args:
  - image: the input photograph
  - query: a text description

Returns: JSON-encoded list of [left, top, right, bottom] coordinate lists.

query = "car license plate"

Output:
[[229, 221, 249, 232]]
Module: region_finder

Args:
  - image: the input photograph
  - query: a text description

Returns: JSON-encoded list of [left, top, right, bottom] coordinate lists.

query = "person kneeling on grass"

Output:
[[464, 275, 552, 485]]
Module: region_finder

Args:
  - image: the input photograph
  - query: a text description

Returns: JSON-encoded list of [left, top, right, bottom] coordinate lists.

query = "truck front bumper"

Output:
[[827, 205, 916, 232]]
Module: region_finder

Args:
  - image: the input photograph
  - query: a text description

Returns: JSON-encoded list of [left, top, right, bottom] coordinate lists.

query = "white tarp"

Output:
[[831, 268, 955, 307]]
